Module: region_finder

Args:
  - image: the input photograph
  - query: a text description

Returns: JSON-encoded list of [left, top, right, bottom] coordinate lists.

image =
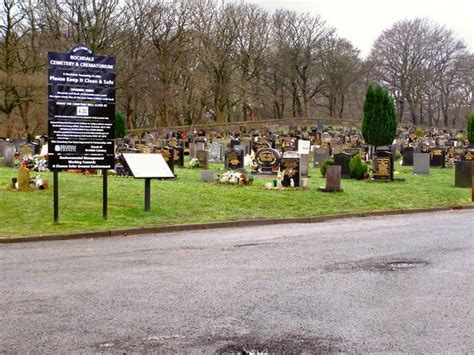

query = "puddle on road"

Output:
[[204, 334, 342, 354], [326, 258, 430, 273]]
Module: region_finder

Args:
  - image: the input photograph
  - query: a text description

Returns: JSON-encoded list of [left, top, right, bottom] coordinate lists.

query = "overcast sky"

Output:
[[241, 0, 473, 58]]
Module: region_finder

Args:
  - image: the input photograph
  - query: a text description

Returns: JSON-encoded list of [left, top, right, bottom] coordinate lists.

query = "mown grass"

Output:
[[0, 161, 471, 238]]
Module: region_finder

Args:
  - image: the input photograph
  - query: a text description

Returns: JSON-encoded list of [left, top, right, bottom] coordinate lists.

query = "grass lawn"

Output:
[[0, 161, 471, 238]]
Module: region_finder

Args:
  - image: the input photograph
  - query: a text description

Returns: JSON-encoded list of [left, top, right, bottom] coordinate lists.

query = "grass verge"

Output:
[[0, 162, 471, 238]]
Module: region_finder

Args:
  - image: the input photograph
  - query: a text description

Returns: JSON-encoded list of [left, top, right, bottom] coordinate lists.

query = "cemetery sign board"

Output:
[[48, 45, 115, 170]]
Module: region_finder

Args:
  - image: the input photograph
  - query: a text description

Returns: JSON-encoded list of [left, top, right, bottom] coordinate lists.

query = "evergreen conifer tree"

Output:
[[362, 85, 397, 148], [467, 113, 474, 146]]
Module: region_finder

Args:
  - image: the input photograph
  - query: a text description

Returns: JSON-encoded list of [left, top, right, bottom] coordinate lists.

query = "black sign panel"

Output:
[[48, 45, 115, 170]]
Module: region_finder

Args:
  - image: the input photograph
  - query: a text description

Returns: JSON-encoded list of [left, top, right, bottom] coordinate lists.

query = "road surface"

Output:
[[1, 210, 473, 353]]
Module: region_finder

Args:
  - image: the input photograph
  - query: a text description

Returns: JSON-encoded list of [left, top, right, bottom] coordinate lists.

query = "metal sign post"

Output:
[[121, 154, 174, 211]]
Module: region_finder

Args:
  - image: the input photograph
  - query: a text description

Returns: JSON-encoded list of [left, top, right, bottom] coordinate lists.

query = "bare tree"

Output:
[[370, 18, 468, 126], [272, 9, 333, 118], [319, 36, 360, 118]]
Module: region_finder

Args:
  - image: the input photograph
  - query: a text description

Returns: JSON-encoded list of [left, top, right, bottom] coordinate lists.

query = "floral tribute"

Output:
[[186, 158, 200, 168], [217, 170, 253, 185]]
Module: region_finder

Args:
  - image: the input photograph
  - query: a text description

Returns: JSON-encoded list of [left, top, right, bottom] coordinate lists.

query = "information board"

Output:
[[48, 45, 115, 170], [122, 154, 174, 179]]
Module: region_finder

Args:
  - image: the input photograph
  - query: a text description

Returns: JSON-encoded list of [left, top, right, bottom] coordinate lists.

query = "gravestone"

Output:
[[230, 139, 240, 149], [430, 147, 445, 167], [255, 148, 280, 174], [240, 140, 252, 156], [189, 143, 197, 159], [297, 140, 311, 155], [318, 165, 343, 192], [196, 141, 206, 152], [252, 140, 271, 154], [197, 150, 208, 169], [157, 147, 175, 174], [234, 145, 246, 156], [225, 149, 244, 170], [18, 167, 30, 192], [331, 145, 343, 155], [300, 154, 309, 177], [200, 170, 215, 183], [167, 137, 179, 148], [452, 147, 465, 161], [454, 161, 473, 187], [333, 152, 352, 179], [401, 146, 415, 166], [462, 149, 474, 161], [372, 150, 394, 181], [313, 147, 330, 167], [3, 143, 16, 167], [209, 142, 224, 163], [413, 153, 430, 174], [280, 151, 300, 187], [173, 146, 184, 167]]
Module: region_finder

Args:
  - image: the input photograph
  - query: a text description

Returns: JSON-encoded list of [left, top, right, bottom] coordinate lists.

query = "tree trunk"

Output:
[[339, 94, 345, 119]]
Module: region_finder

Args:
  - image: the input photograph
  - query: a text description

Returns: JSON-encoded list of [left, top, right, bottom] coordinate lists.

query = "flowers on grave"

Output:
[[19, 154, 49, 172], [217, 170, 253, 185], [9, 175, 48, 191], [244, 153, 257, 169], [30, 175, 49, 190], [186, 158, 200, 168]]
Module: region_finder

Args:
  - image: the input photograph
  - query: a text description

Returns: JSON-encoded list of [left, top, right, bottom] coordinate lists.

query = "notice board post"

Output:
[[47, 44, 115, 223]]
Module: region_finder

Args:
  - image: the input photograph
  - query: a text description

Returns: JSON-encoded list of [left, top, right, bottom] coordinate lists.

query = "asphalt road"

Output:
[[1, 210, 473, 353]]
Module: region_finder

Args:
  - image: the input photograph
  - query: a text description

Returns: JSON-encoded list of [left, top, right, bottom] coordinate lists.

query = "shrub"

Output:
[[320, 159, 334, 177], [415, 128, 424, 137], [349, 154, 368, 180], [362, 84, 397, 148], [115, 111, 126, 139], [468, 113, 474, 145]]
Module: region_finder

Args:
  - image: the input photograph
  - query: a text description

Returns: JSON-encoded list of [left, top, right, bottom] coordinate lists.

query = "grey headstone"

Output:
[[325, 165, 342, 191], [313, 148, 330, 167], [208, 142, 223, 162], [282, 151, 299, 159], [200, 170, 215, 183], [300, 154, 309, 177], [197, 150, 208, 169], [3, 143, 16, 167], [196, 142, 205, 151], [413, 153, 430, 174], [240, 140, 251, 156], [189, 143, 197, 159]]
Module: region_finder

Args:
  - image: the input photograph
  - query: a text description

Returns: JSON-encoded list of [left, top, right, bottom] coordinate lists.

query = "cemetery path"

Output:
[[1, 210, 473, 353]]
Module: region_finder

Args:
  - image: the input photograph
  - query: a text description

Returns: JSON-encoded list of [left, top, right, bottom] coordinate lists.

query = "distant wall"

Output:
[[127, 117, 363, 135]]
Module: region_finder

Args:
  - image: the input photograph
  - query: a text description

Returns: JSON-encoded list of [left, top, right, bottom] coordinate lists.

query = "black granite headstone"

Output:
[[430, 147, 445, 167], [280, 156, 301, 187], [454, 161, 473, 187], [402, 146, 415, 166], [333, 152, 352, 179], [255, 148, 280, 174], [373, 150, 394, 181], [157, 147, 175, 174], [225, 149, 244, 170], [173, 146, 184, 167]]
